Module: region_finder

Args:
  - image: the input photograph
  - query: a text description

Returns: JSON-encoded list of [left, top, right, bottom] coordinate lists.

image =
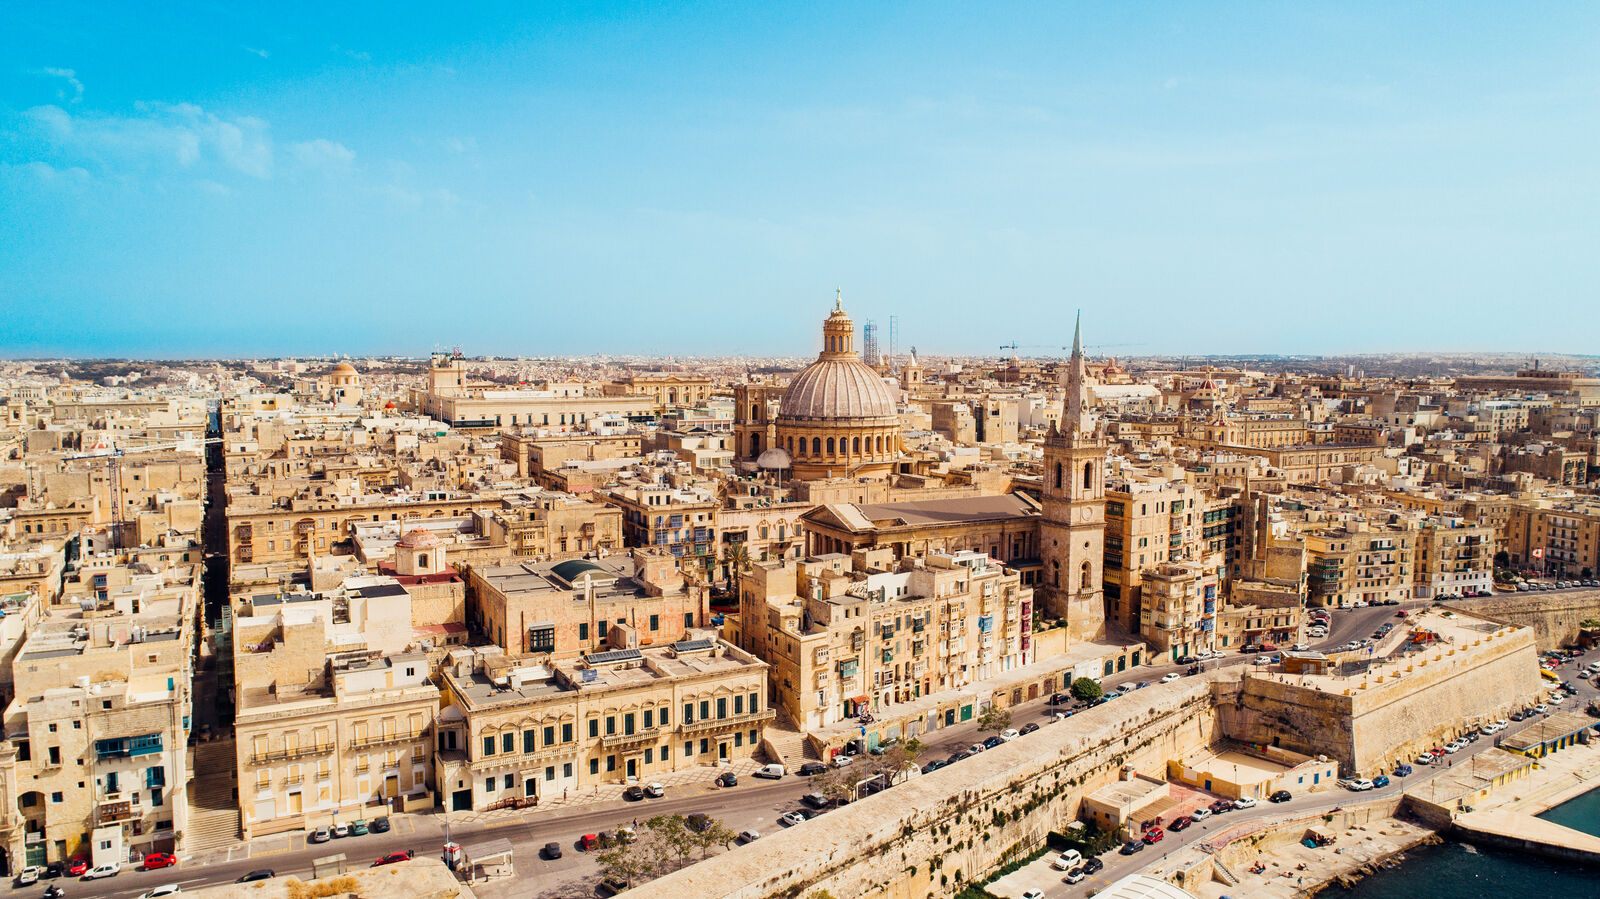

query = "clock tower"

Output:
[[1039, 312, 1107, 642]]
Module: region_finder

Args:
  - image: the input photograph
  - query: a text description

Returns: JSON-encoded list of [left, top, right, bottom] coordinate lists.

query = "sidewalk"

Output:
[[185, 757, 767, 866]]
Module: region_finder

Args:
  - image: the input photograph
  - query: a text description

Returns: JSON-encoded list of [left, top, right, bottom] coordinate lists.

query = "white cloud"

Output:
[[0, 160, 91, 187], [39, 67, 84, 103], [21, 101, 275, 179], [290, 138, 356, 172], [442, 136, 476, 153], [243, 46, 270, 59]]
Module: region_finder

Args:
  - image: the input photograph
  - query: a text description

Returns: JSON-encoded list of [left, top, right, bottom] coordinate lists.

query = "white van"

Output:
[[753, 763, 786, 779]]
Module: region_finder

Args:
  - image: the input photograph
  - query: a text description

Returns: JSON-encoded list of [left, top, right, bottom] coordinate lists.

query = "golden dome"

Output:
[[778, 299, 897, 423]]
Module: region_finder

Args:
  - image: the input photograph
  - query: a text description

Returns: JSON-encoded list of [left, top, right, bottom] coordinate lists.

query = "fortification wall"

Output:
[[1450, 590, 1600, 649], [624, 679, 1219, 899], [1213, 624, 1541, 775]]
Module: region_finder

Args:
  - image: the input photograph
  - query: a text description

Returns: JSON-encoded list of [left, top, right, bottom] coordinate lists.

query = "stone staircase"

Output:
[[760, 709, 819, 770], [1210, 857, 1241, 886], [185, 739, 241, 853]]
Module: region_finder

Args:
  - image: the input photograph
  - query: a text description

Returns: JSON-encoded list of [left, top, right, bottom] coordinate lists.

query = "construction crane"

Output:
[[63, 436, 221, 543]]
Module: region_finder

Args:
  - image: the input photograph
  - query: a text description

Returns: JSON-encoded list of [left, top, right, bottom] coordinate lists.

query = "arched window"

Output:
[[876, 435, 884, 453], [418, 554, 429, 569], [1083, 461, 1093, 490], [1081, 560, 1092, 591], [788, 436, 796, 455], [751, 434, 761, 457], [852, 436, 861, 454], [812, 437, 821, 455], [1052, 560, 1061, 588], [826, 437, 835, 455], [751, 405, 759, 420]]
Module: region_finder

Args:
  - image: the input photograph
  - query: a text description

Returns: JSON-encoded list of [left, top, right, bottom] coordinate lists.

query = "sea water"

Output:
[[1333, 788, 1600, 896]]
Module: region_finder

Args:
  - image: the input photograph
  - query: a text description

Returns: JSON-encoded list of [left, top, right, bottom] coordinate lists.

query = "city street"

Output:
[[12, 603, 1574, 899]]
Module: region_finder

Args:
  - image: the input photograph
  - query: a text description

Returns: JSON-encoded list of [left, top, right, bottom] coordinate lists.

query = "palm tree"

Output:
[[724, 540, 752, 598]]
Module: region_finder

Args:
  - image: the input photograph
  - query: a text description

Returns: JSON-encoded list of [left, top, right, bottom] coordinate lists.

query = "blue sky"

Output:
[[2, 2, 1597, 358]]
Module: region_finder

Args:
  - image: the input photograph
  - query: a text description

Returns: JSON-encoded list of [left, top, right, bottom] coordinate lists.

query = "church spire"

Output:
[[1064, 310, 1092, 435]]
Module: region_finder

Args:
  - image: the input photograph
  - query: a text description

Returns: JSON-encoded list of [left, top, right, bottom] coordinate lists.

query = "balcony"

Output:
[[252, 742, 335, 764], [678, 709, 774, 736], [349, 728, 425, 751], [95, 796, 134, 825], [599, 728, 664, 751]]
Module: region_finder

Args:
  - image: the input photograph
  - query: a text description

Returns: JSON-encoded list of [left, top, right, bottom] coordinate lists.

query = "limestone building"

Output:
[[434, 638, 770, 810], [734, 548, 1033, 730]]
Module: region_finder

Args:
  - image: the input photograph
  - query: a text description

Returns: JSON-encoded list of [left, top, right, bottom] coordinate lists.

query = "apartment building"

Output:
[[734, 548, 1031, 731], [0, 563, 196, 871], [464, 550, 711, 659], [232, 604, 440, 839], [1304, 522, 1415, 608], [1102, 464, 1214, 638], [1504, 501, 1600, 577], [1413, 518, 1494, 599], [434, 638, 770, 812]]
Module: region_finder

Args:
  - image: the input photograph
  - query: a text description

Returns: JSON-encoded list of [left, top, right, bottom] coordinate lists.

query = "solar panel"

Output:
[[585, 648, 642, 665], [672, 639, 714, 653]]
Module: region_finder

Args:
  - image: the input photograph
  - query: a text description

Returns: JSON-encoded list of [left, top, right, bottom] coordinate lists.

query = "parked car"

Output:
[[42, 862, 63, 880], [968, 743, 986, 755], [1083, 857, 1104, 875], [1233, 797, 1257, 809], [1119, 840, 1146, 855], [1393, 764, 1413, 777], [922, 759, 948, 773], [802, 792, 832, 809], [737, 829, 760, 844], [310, 826, 332, 843], [580, 834, 601, 851], [1020, 722, 1040, 735], [1024, 890, 1047, 899], [598, 875, 630, 896], [1415, 753, 1434, 765], [623, 785, 646, 801], [350, 820, 369, 836], [779, 811, 806, 827], [1142, 826, 1164, 844], [753, 763, 785, 779], [1063, 868, 1087, 884], [333, 822, 350, 838], [1190, 807, 1212, 820], [370, 817, 391, 833], [237, 870, 275, 883], [1340, 778, 1375, 791], [998, 728, 1021, 742], [139, 886, 183, 899], [1270, 790, 1292, 803], [1050, 850, 1083, 870], [797, 806, 826, 820], [798, 762, 827, 776], [645, 782, 666, 797], [1161, 672, 1181, 683], [833, 754, 855, 767], [542, 842, 563, 859], [1256, 655, 1274, 665], [142, 852, 177, 870], [372, 851, 414, 867], [983, 735, 1005, 749], [1372, 775, 1391, 789], [1209, 799, 1234, 813], [66, 859, 89, 876], [1170, 814, 1194, 830], [14, 867, 41, 887]]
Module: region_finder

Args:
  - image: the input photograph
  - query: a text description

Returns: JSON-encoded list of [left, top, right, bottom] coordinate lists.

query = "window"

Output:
[[578, 622, 589, 641], [684, 741, 693, 757], [717, 697, 728, 719], [645, 747, 654, 764], [590, 758, 599, 775], [734, 695, 744, 715], [649, 614, 659, 631], [588, 718, 599, 738], [528, 624, 556, 654], [685, 612, 694, 628], [734, 732, 742, 747], [562, 723, 573, 742], [482, 736, 495, 757], [749, 692, 759, 713], [543, 725, 555, 745], [683, 703, 693, 724], [643, 709, 654, 729], [546, 766, 556, 781], [624, 713, 635, 735], [699, 700, 710, 720], [503, 773, 514, 790], [484, 778, 493, 794], [524, 730, 537, 753], [606, 755, 616, 772], [659, 707, 669, 726], [606, 716, 616, 736], [50, 792, 62, 803], [563, 762, 573, 778], [502, 733, 514, 754]]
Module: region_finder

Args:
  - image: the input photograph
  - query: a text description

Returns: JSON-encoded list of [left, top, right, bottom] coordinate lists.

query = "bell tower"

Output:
[[1039, 311, 1106, 641]]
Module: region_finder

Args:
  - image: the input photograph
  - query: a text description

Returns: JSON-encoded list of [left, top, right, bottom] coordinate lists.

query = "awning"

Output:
[[851, 696, 870, 705]]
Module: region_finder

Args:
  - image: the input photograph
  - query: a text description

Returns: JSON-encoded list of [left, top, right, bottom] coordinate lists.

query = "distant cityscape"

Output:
[[0, 301, 1597, 899]]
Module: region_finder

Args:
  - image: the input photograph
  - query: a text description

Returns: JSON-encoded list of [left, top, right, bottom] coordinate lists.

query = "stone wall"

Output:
[[624, 679, 1220, 899], [1450, 590, 1600, 650], [1212, 624, 1542, 776]]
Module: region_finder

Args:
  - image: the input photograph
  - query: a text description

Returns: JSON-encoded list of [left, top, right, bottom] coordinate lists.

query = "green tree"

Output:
[[691, 817, 737, 858], [815, 765, 868, 805], [645, 814, 697, 870], [724, 539, 752, 596], [975, 705, 1012, 735], [1070, 677, 1103, 703], [595, 843, 648, 888]]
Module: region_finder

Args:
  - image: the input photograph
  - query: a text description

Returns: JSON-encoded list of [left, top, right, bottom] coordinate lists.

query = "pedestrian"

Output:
[[633, 818, 638, 828], [563, 788, 568, 801]]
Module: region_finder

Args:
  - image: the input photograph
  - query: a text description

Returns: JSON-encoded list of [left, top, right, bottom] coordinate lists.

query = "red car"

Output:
[[66, 858, 89, 876], [142, 852, 177, 870], [1142, 826, 1165, 844], [1170, 815, 1194, 832], [372, 850, 415, 867], [580, 834, 600, 851]]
